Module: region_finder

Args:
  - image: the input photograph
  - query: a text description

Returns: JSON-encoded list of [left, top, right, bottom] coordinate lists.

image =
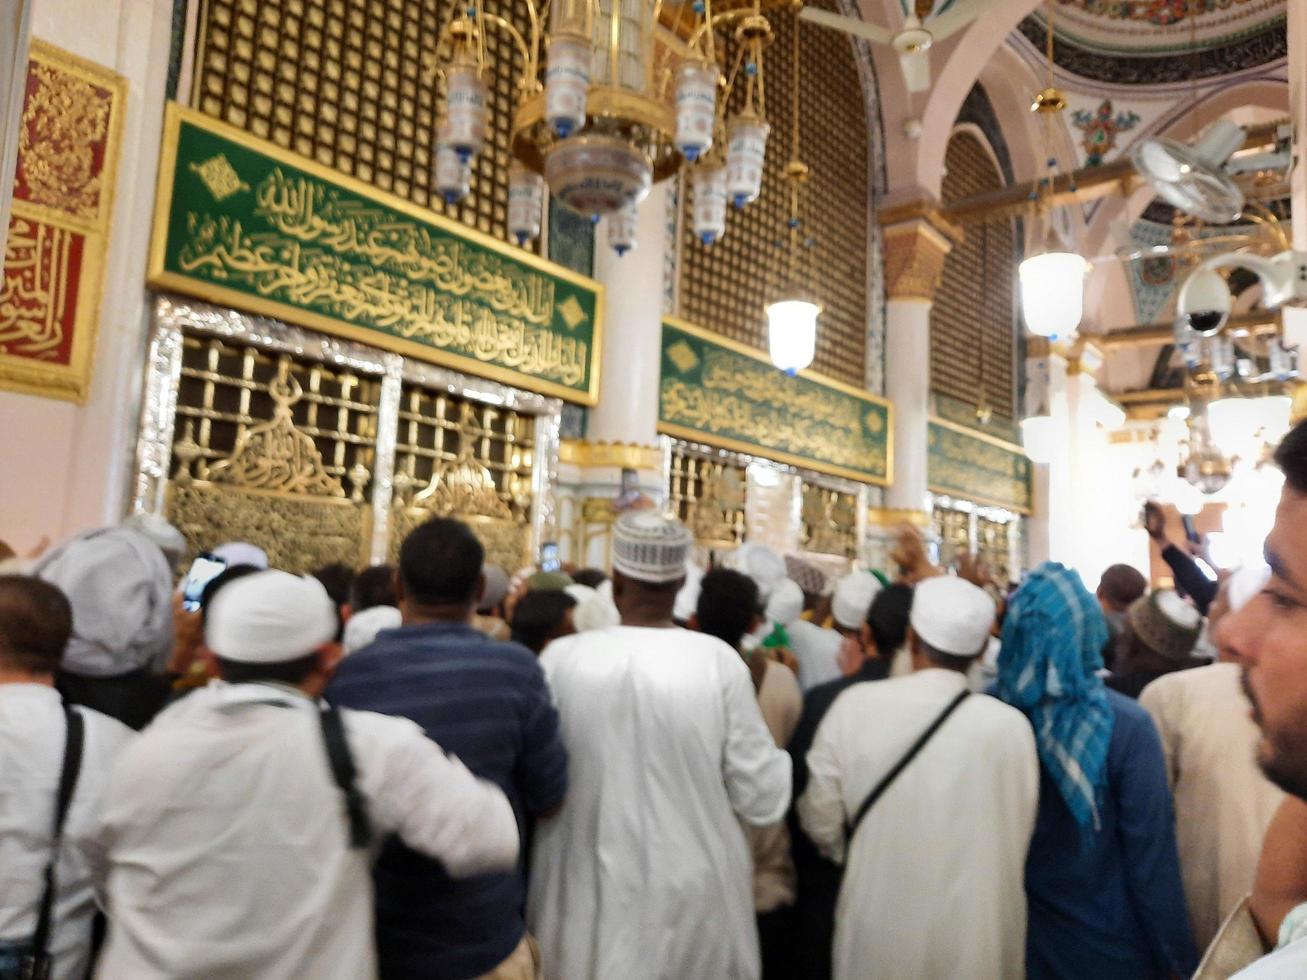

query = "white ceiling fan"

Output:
[[797, 1, 980, 93]]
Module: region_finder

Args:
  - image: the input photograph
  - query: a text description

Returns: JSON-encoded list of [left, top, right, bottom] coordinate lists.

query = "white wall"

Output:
[[0, 0, 175, 552]]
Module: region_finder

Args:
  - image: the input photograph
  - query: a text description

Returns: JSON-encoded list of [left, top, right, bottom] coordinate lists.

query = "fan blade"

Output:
[[899, 47, 931, 92], [798, 7, 894, 46], [925, 0, 978, 41]]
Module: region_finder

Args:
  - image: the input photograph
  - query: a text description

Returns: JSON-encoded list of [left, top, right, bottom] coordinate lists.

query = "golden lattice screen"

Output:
[[192, 0, 526, 244], [934, 130, 1016, 422], [676, 4, 869, 387]]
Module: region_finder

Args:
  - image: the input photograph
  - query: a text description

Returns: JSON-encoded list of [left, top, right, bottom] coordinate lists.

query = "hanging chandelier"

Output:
[[430, 0, 780, 254]]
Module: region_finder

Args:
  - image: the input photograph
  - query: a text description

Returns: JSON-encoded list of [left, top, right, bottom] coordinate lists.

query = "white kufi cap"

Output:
[[611, 511, 693, 584], [832, 570, 881, 629], [212, 541, 269, 570], [734, 543, 787, 600], [766, 578, 804, 627], [342, 604, 402, 656], [910, 575, 996, 659], [206, 570, 338, 663], [566, 584, 621, 632]]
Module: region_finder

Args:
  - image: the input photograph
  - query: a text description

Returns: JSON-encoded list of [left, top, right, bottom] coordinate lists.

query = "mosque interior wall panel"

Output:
[[675, 2, 870, 388], [933, 130, 1017, 424], [191, 0, 524, 247]]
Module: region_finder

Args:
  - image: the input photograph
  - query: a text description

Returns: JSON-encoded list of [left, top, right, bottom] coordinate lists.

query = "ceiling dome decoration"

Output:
[[1018, 0, 1286, 85]]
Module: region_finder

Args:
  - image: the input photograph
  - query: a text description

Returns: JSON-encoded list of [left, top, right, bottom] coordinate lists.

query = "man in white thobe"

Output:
[[0, 576, 134, 980], [528, 512, 791, 980], [1141, 565, 1284, 951], [799, 575, 1039, 980], [93, 571, 520, 980]]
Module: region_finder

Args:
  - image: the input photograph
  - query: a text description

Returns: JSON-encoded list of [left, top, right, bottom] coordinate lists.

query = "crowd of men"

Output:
[[3, 420, 1307, 979]]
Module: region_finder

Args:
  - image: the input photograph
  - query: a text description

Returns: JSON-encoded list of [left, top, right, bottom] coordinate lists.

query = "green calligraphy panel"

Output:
[[927, 419, 1033, 513], [149, 104, 602, 404], [658, 318, 891, 485]]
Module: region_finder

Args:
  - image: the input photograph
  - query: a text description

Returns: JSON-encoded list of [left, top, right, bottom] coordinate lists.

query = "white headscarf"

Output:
[[34, 527, 175, 677], [342, 604, 403, 656]]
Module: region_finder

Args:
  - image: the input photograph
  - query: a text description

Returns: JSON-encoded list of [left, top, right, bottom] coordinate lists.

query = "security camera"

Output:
[[1176, 267, 1232, 336]]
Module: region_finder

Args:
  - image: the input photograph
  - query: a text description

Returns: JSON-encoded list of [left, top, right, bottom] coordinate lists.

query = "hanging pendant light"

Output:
[[1020, 415, 1055, 465], [1019, 249, 1088, 338], [691, 162, 727, 245], [764, 16, 816, 373], [606, 201, 639, 257], [766, 297, 819, 375], [507, 162, 544, 246], [675, 59, 718, 163]]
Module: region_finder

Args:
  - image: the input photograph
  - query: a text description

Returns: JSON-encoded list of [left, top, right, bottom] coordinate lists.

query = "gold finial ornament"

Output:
[[1031, 87, 1067, 114]]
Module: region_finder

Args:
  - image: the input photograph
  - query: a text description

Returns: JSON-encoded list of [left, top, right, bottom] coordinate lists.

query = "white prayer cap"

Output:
[[566, 584, 621, 632], [342, 604, 401, 656], [832, 570, 882, 630], [1226, 564, 1271, 615], [212, 541, 269, 570], [673, 562, 704, 622], [766, 579, 804, 627], [611, 511, 693, 584], [122, 513, 187, 567], [734, 543, 787, 600], [206, 570, 337, 664], [910, 575, 996, 658]]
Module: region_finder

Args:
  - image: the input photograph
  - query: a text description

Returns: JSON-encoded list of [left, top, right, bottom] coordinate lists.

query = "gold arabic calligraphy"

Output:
[[0, 215, 73, 361], [928, 424, 1031, 509]]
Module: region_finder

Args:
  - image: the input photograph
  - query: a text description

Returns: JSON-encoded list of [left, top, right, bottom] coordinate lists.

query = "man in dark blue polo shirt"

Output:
[[329, 518, 568, 979]]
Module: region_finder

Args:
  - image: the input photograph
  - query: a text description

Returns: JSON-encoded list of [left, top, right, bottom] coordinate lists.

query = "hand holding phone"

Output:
[[181, 552, 228, 611], [540, 542, 560, 574]]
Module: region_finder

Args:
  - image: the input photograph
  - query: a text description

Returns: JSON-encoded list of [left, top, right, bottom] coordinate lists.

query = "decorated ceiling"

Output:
[[1018, 0, 1286, 84]]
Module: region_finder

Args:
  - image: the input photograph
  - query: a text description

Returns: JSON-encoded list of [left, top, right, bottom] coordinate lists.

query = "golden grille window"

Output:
[[800, 482, 858, 558], [171, 332, 381, 498], [668, 445, 746, 546], [192, 0, 526, 245], [392, 383, 535, 522], [934, 130, 1016, 422], [676, 3, 869, 387], [932, 504, 971, 565], [977, 517, 1013, 590]]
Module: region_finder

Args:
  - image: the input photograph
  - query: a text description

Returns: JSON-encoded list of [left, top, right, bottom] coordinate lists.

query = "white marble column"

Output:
[[884, 296, 932, 511], [0, 0, 32, 258], [554, 182, 671, 567]]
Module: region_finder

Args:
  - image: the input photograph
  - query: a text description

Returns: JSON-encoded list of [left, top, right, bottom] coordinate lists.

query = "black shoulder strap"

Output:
[[319, 704, 373, 850], [30, 704, 84, 957], [846, 689, 970, 843]]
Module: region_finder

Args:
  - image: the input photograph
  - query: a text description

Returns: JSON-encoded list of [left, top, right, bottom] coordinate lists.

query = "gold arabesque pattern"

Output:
[[800, 481, 857, 558], [668, 444, 746, 547], [676, 3, 869, 387]]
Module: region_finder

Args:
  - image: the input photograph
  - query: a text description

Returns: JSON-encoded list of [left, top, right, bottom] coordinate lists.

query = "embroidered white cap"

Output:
[[832, 570, 882, 630], [611, 511, 694, 584]]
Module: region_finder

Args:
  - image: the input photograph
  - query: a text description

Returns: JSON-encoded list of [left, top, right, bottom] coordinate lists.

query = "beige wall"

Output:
[[0, 0, 174, 552]]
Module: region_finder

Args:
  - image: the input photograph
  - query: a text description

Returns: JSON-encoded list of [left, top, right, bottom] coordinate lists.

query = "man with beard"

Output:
[[1220, 419, 1307, 978]]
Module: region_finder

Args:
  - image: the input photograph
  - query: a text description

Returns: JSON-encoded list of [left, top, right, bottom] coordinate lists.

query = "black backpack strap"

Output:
[[29, 704, 84, 960], [318, 704, 373, 850], [845, 689, 970, 843]]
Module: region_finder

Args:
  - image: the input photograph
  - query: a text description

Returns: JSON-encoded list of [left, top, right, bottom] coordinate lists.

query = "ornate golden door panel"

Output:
[[800, 483, 859, 559], [134, 298, 561, 574], [668, 443, 747, 550]]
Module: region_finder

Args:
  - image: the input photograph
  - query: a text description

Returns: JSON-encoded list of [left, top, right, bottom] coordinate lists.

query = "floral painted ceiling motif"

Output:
[[1072, 99, 1141, 165], [1059, 0, 1261, 29]]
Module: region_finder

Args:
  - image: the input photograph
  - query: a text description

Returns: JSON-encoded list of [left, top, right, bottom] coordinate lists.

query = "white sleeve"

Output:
[[797, 706, 848, 865], [721, 653, 792, 826], [361, 717, 520, 876]]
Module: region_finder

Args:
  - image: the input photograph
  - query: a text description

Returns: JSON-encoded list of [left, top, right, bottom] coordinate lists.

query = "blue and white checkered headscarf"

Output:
[[996, 562, 1114, 831]]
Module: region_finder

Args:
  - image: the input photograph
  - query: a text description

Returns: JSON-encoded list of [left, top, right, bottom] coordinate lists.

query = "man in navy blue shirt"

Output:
[[329, 518, 568, 979]]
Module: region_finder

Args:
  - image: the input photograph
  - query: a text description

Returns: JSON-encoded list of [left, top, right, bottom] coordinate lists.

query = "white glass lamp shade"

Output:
[[607, 201, 639, 257], [544, 34, 591, 138], [443, 65, 488, 162], [1020, 415, 1055, 464], [434, 142, 471, 204], [766, 298, 818, 375], [674, 61, 717, 162], [1019, 251, 1088, 338], [507, 164, 544, 246], [725, 114, 769, 209], [691, 164, 727, 246], [544, 133, 652, 216]]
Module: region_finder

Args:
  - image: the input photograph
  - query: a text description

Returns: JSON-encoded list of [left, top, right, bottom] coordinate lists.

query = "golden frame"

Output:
[[927, 415, 1033, 515], [147, 103, 606, 407], [0, 39, 127, 404], [658, 315, 894, 487]]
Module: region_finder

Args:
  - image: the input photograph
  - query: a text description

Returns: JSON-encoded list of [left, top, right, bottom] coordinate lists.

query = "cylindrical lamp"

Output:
[[1020, 414, 1055, 464], [766, 297, 818, 375], [1019, 251, 1088, 338]]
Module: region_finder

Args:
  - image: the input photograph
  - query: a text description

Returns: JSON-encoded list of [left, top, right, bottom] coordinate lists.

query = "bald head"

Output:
[[1098, 564, 1148, 613], [0, 575, 73, 676]]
